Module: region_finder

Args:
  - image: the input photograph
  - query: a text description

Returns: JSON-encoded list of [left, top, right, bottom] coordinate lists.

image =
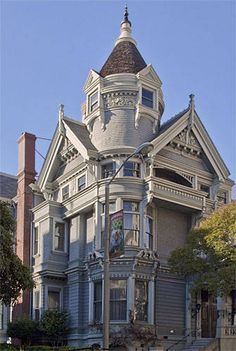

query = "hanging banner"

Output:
[[109, 210, 124, 258]]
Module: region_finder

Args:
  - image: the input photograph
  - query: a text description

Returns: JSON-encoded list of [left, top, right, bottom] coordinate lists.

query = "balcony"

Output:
[[146, 176, 207, 211]]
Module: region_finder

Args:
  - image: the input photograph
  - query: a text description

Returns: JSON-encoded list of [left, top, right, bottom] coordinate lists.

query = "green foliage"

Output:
[[0, 201, 35, 305], [7, 317, 40, 347], [39, 310, 69, 346], [168, 202, 236, 296]]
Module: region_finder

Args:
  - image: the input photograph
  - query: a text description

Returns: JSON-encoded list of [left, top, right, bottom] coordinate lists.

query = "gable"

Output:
[[151, 109, 230, 181], [137, 64, 162, 87]]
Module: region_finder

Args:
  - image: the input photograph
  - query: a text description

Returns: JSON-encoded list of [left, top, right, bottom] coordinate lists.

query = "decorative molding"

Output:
[[103, 91, 137, 109]]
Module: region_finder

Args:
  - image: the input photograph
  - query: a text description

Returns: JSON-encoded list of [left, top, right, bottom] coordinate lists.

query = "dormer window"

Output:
[[142, 88, 153, 108], [89, 90, 98, 113]]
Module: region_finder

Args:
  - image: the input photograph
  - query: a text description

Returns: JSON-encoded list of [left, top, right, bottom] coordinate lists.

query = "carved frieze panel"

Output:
[[168, 129, 202, 158], [103, 91, 137, 109]]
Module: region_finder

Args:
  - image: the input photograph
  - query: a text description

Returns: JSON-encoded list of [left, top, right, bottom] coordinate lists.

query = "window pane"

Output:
[[124, 162, 140, 177], [34, 227, 39, 255], [123, 201, 139, 212], [94, 281, 102, 321], [55, 223, 65, 251], [142, 88, 153, 108], [135, 281, 148, 321], [102, 162, 116, 178], [90, 91, 98, 112], [62, 185, 69, 200], [110, 280, 127, 321], [78, 175, 86, 191], [48, 291, 60, 310]]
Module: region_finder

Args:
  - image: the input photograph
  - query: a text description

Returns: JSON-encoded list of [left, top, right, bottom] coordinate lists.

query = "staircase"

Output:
[[182, 338, 215, 351]]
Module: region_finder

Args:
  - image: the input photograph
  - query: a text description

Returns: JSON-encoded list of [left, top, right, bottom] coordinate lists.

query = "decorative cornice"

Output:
[[103, 91, 137, 110]]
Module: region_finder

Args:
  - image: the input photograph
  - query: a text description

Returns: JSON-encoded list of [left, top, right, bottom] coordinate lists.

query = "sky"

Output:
[[1, 0, 236, 196]]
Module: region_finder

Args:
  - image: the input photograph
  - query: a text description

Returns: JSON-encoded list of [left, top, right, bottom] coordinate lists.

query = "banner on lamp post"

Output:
[[109, 210, 124, 258]]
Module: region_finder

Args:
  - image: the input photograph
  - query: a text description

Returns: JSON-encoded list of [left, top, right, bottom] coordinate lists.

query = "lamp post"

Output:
[[103, 142, 154, 349]]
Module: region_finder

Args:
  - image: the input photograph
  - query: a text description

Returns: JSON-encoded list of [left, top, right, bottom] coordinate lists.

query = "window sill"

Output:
[[51, 250, 67, 256], [33, 253, 40, 258]]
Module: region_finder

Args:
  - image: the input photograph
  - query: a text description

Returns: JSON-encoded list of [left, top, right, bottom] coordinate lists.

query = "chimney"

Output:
[[15, 132, 36, 317]]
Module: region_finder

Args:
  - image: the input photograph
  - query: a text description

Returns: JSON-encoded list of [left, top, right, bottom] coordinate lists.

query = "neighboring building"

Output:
[[28, 9, 235, 350], [0, 172, 17, 343]]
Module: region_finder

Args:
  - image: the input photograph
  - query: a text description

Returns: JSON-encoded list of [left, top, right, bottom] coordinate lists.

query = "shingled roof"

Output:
[[100, 41, 147, 77]]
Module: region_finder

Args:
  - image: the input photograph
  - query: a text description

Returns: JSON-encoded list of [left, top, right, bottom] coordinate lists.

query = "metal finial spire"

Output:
[[122, 4, 131, 26]]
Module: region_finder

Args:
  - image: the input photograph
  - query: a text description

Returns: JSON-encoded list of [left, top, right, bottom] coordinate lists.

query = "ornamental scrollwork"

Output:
[[103, 91, 137, 109]]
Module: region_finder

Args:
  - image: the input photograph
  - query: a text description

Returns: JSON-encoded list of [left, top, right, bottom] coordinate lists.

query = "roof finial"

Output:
[[122, 4, 131, 26], [188, 94, 195, 130]]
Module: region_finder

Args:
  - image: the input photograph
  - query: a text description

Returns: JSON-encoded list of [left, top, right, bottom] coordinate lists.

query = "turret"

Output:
[[82, 7, 164, 153]]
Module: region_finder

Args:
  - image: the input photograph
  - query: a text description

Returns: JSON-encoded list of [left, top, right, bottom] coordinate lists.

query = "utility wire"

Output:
[[35, 149, 46, 160]]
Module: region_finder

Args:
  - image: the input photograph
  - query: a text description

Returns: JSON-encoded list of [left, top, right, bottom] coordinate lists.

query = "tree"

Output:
[[7, 317, 39, 348], [0, 201, 35, 305], [168, 202, 236, 296], [39, 310, 69, 346]]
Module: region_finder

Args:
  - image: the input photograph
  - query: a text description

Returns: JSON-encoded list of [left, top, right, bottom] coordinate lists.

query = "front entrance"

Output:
[[201, 290, 217, 338]]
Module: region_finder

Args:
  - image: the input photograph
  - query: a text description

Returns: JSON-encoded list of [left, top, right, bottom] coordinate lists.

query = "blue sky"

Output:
[[1, 0, 235, 195]]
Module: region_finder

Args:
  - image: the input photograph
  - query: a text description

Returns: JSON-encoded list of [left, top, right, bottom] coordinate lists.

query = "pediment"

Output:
[[137, 64, 162, 87], [151, 110, 230, 181], [84, 69, 101, 92]]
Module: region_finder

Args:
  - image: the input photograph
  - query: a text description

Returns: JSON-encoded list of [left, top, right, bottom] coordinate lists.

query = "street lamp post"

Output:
[[103, 142, 154, 350]]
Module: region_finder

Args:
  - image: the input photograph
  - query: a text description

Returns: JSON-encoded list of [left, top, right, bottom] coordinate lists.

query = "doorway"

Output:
[[201, 290, 217, 338]]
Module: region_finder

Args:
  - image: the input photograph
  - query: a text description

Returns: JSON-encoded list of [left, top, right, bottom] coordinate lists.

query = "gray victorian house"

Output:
[[29, 9, 235, 351]]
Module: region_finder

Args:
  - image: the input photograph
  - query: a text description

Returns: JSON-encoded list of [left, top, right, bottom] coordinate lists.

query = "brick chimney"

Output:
[[15, 132, 36, 317]]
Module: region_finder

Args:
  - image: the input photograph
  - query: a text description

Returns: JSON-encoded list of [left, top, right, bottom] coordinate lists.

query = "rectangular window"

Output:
[[101, 202, 116, 248], [101, 162, 116, 179], [54, 222, 65, 251], [200, 184, 210, 198], [34, 291, 40, 321], [78, 175, 86, 191], [217, 191, 227, 204], [124, 162, 140, 177], [135, 280, 148, 321], [62, 185, 69, 201], [33, 226, 39, 255], [110, 280, 127, 321], [123, 201, 140, 246], [89, 90, 98, 112], [142, 88, 153, 108], [94, 281, 102, 322], [145, 216, 153, 249], [48, 290, 60, 310]]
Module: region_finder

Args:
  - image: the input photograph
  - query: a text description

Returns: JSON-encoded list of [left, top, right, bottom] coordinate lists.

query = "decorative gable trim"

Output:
[[137, 64, 162, 87], [83, 70, 101, 92], [151, 109, 230, 181]]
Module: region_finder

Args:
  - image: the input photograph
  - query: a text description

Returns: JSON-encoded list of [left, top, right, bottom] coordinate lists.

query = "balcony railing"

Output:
[[146, 176, 207, 211]]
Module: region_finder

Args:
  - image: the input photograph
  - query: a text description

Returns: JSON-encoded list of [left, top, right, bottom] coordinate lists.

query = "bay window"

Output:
[[48, 290, 60, 310], [62, 184, 69, 201], [33, 226, 39, 255], [94, 281, 102, 322], [54, 222, 65, 251], [123, 201, 140, 246], [135, 280, 148, 321], [145, 206, 153, 249], [101, 201, 116, 248], [110, 280, 127, 321]]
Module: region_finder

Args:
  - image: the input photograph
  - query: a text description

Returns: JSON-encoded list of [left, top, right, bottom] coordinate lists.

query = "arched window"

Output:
[[154, 168, 192, 188]]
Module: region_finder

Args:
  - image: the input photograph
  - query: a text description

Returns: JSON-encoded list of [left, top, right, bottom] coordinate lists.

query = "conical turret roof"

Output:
[[99, 6, 147, 77]]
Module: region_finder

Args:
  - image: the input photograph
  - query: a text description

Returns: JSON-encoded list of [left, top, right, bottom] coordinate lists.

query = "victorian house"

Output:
[[26, 9, 235, 351]]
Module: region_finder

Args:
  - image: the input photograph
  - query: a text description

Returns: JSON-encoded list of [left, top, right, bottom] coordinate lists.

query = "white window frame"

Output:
[[123, 161, 141, 177], [33, 290, 40, 320], [110, 279, 127, 322], [100, 201, 116, 248], [62, 184, 69, 201], [33, 224, 39, 256], [93, 280, 102, 322], [145, 207, 153, 250], [123, 200, 140, 247], [77, 173, 86, 191], [53, 219, 67, 253], [89, 89, 99, 113], [135, 280, 148, 322], [101, 161, 116, 179], [141, 87, 155, 109]]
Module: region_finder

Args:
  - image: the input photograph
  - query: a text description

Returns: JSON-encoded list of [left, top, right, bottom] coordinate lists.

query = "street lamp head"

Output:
[[134, 142, 154, 156]]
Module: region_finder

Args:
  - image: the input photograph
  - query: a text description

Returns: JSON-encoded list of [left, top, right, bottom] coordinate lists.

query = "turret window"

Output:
[[78, 175, 86, 191], [101, 162, 116, 179], [62, 185, 69, 200], [142, 88, 154, 108], [124, 162, 140, 177], [89, 90, 98, 113]]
